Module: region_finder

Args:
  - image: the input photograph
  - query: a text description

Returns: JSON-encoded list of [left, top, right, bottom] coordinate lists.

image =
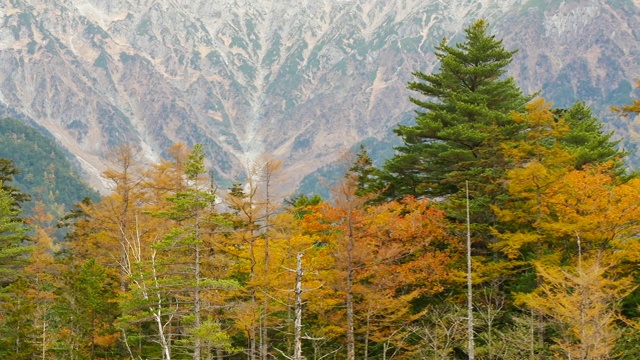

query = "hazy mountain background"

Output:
[[0, 117, 99, 237], [0, 0, 638, 196]]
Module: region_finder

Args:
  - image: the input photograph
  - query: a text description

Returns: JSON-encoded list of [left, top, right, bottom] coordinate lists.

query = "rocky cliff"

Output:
[[0, 0, 638, 193]]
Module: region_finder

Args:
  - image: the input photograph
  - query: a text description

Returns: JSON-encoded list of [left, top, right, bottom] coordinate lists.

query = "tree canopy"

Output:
[[1, 19, 639, 360]]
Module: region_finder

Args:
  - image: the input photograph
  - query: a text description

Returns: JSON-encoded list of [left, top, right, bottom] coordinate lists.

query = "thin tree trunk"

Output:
[[293, 253, 304, 360], [249, 187, 258, 360], [261, 226, 270, 360], [153, 261, 172, 360], [250, 235, 257, 360], [41, 316, 47, 360], [577, 235, 588, 360], [466, 181, 475, 360], [194, 241, 201, 360], [346, 210, 356, 360], [535, 183, 546, 358], [260, 158, 279, 360], [364, 307, 371, 360], [192, 200, 202, 359]]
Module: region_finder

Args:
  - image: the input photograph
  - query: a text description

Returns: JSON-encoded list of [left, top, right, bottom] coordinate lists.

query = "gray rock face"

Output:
[[0, 0, 638, 192]]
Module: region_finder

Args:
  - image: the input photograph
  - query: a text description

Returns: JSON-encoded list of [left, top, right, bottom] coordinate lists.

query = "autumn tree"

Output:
[[0, 278, 37, 359], [153, 143, 223, 360], [248, 192, 331, 360], [62, 145, 176, 358], [302, 164, 455, 359], [69, 144, 146, 288], [498, 162, 640, 269], [24, 201, 60, 359], [54, 259, 121, 359], [254, 157, 284, 360], [355, 196, 454, 358], [496, 161, 640, 357], [493, 99, 575, 261], [224, 174, 263, 359], [518, 255, 633, 360], [112, 142, 216, 360]]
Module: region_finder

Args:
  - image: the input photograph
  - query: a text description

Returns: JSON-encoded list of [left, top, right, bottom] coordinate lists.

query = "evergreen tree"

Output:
[[154, 143, 236, 360], [556, 100, 628, 172], [348, 145, 379, 198], [0, 158, 30, 206], [285, 194, 323, 220], [0, 186, 31, 287], [378, 19, 530, 241], [0, 278, 37, 359], [54, 259, 121, 359]]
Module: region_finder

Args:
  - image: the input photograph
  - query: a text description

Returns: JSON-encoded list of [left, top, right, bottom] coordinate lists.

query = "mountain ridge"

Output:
[[0, 0, 638, 193]]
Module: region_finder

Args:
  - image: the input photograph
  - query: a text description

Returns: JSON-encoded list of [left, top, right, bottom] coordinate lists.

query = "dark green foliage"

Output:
[[228, 181, 245, 198], [347, 145, 380, 198], [0, 117, 100, 222], [378, 19, 529, 230], [285, 193, 323, 220], [380, 20, 529, 201], [0, 158, 30, 205], [0, 278, 37, 359], [555, 101, 629, 171], [0, 187, 31, 287], [54, 259, 122, 359], [93, 50, 110, 69]]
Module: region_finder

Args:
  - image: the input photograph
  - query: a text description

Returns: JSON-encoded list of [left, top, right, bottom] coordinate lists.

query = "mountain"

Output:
[[0, 117, 100, 239], [0, 0, 638, 194]]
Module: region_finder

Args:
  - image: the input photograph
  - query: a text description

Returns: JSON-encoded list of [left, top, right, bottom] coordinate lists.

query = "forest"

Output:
[[1, 20, 640, 360]]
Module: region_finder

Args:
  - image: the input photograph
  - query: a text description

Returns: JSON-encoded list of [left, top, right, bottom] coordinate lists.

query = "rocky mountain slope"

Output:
[[0, 0, 638, 193]]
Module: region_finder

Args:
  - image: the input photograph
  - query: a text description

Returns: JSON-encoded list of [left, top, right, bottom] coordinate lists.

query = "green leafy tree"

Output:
[[348, 145, 380, 198], [379, 19, 528, 206], [376, 20, 531, 263], [0, 160, 46, 358], [154, 143, 237, 360], [285, 194, 323, 220], [54, 259, 121, 359], [556, 101, 628, 172], [0, 185, 31, 287], [0, 158, 30, 205], [0, 278, 37, 359]]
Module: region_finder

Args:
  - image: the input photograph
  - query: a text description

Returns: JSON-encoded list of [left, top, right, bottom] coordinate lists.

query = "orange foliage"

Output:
[[299, 194, 456, 355]]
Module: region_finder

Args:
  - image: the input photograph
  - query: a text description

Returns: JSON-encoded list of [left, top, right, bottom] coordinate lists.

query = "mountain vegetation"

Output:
[[0, 117, 101, 239], [1, 20, 640, 360], [0, 118, 100, 214], [0, 0, 637, 192]]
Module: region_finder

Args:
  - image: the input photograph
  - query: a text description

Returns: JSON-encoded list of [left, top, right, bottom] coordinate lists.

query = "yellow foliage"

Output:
[[93, 332, 120, 347], [517, 255, 634, 359]]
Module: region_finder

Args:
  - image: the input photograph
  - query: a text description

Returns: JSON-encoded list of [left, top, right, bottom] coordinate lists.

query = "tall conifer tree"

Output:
[[0, 186, 31, 286], [380, 19, 528, 220], [557, 101, 628, 172], [375, 20, 531, 264]]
